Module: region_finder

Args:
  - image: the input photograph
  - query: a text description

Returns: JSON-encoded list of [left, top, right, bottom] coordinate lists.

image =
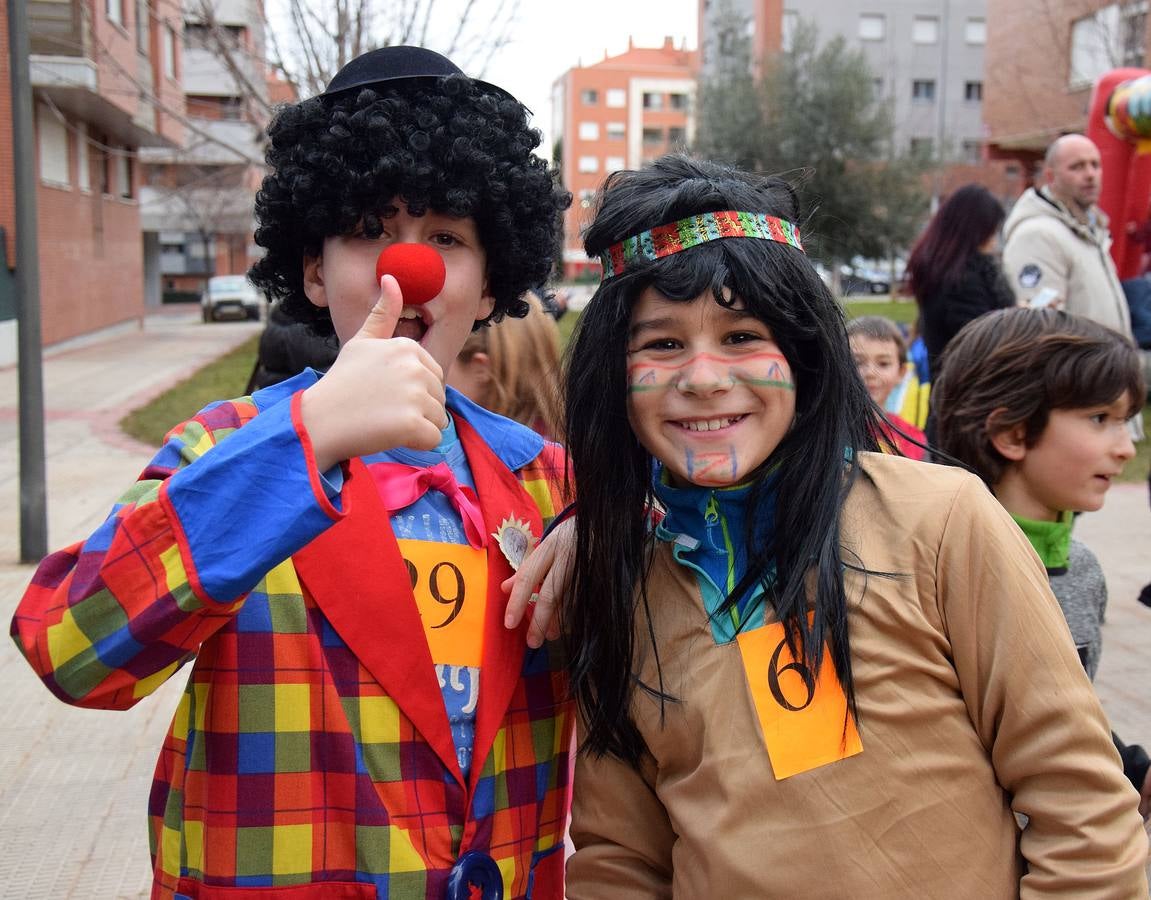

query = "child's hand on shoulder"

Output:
[[301, 275, 448, 470]]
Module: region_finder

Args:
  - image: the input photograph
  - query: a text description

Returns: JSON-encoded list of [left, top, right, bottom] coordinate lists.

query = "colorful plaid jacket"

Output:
[[11, 373, 574, 900]]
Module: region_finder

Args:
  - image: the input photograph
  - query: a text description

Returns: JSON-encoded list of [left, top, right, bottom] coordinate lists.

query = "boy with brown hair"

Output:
[[934, 306, 1150, 819]]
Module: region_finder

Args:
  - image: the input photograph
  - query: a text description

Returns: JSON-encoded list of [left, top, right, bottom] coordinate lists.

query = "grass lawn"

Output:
[[841, 296, 919, 325], [556, 310, 580, 348], [120, 334, 260, 447]]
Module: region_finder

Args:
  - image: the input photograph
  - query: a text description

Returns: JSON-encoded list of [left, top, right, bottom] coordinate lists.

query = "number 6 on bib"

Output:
[[737, 617, 862, 779]]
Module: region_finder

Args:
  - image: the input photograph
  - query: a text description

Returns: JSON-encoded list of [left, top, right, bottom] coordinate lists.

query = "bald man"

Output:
[[1002, 134, 1132, 334]]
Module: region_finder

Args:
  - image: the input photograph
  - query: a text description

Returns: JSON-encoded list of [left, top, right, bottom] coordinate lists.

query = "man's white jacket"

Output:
[[1002, 186, 1132, 335]]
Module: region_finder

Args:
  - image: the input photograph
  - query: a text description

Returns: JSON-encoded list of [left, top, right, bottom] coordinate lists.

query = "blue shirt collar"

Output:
[[443, 384, 545, 471], [652, 464, 755, 544]]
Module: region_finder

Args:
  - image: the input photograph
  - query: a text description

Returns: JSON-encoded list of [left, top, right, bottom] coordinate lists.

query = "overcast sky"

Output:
[[267, 0, 698, 155], [480, 1, 698, 152]]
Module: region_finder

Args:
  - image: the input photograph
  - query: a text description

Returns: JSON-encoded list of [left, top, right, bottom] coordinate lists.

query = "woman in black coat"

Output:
[[906, 184, 1015, 377]]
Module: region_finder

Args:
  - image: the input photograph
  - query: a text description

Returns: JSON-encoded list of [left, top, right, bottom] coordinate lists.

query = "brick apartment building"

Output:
[[0, 0, 184, 363], [139, 0, 277, 305], [552, 37, 698, 278], [985, 0, 1150, 177]]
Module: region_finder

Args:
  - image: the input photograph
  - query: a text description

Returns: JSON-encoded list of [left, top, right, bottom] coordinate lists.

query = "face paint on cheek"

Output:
[[728, 352, 795, 391], [630, 354, 742, 393], [628, 362, 673, 393], [686, 447, 739, 485]]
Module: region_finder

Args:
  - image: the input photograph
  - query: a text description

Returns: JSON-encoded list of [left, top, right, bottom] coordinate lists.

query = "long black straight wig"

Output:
[[563, 155, 885, 766]]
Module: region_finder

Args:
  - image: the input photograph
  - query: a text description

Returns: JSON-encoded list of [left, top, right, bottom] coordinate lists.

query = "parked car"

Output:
[[201, 275, 264, 322], [840, 267, 892, 296]]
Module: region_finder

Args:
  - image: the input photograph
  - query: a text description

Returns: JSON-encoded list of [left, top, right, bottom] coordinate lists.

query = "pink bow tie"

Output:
[[370, 461, 487, 549]]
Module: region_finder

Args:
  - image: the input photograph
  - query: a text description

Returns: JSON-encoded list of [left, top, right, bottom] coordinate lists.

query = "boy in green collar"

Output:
[[934, 306, 1149, 819]]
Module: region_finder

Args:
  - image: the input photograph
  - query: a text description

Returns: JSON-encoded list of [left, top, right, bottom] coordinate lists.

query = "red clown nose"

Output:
[[375, 243, 446, 305]]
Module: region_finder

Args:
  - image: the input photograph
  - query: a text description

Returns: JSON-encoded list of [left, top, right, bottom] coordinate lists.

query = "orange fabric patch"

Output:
[[397, 540, 487, 667], [737, 619, 862, 779]]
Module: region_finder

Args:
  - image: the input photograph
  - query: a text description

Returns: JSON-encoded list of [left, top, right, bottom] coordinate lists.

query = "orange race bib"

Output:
[[397, 539, 488, 667], [736, 619, 862, 780]]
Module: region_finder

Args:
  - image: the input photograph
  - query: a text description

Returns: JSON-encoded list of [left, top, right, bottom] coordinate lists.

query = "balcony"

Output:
[[29, 0, 176, 149]]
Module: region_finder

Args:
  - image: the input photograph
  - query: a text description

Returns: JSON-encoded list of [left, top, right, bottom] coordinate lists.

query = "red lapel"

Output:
[[293, 458, 460, 779], [454, 417, 542, 793]]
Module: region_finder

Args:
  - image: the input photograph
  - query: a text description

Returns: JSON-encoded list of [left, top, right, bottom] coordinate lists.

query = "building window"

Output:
[[580, 89, 598, 105], [77, 124, 90, 192], [36, 104, 70, 188], [642, 92, 664, 110], [872, 78, 885, 99], [163, 25, 177, 79], [605, 156, 625, 173], [92, 133, 111, 195], [107, 0, 124, 26], [578, 155, 599, 173], [782, 9, 799, 51], [1122, 2, 1148, 66], [669, 93, 688, 110], [135, 0, 149, 52], [183, 24, 208, 49], [187, 95, 244, 120], [606, 88, 626, 108], [909, 137, 934, 158], [961, 140, 982, 164], [912, 16, 939, 44], [964, 17, 987, 44], [642, 126, 664, 144], [116, 148, 134, 199], [964, 80, 983, 102], [668, 126, 687, 145], [219, 96, 243, 120], [578, 121, 600, 140], [859, 14, 886, 41], [606, 121, 626, 140], [911, 79, 936, 102]]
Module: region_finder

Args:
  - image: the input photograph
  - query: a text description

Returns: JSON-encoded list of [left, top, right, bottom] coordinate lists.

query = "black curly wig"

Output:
[[249, 74, 570, 335]]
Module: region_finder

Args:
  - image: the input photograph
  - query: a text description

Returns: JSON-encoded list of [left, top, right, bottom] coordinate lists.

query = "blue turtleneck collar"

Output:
[[651, 464, 778, 643]]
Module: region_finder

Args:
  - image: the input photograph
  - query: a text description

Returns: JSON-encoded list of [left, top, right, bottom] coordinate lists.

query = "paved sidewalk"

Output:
[[0, 312, 1148, 896], [0, 312, 260, 899]]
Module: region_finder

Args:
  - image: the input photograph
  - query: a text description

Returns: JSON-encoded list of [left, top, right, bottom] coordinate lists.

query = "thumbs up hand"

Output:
[[302, 275, 448, 471]]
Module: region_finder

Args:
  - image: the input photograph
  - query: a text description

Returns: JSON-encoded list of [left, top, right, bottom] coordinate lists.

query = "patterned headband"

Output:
[[599, 210, 804, 279]]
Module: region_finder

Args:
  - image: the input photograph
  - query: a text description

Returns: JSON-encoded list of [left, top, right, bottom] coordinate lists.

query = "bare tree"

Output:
[[261, 0, 523, 99], [695, 16, 930, 271], [145, 0, 525, 288]]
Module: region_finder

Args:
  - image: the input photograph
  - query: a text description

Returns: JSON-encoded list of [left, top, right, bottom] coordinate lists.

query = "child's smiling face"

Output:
[[302, 202, 494, 378], [625, 287, 796, 488], [850, 335, 903, 408]]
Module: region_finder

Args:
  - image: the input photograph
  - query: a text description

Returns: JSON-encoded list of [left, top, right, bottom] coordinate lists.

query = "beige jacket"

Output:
[[568, 454, 1149, 898], [1002, 187, 1132, 335]]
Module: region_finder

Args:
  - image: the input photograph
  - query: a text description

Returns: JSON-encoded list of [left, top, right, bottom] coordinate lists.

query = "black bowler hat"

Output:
[[319, 45, 521, 107]]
